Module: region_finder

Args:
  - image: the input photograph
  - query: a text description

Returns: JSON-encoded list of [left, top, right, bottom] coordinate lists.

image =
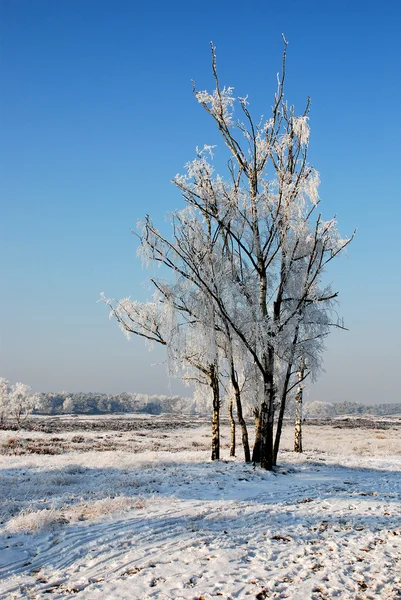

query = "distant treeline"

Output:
[[35, 392, 196, 416], [304, 400, 401, 418], [34, 393, 401, 418]]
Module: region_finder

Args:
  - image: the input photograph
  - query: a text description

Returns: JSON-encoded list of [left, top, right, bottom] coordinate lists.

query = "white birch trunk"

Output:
[[294, 366, 304, 453]]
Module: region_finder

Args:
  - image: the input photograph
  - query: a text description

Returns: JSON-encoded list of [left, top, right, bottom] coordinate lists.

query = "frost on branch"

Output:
[[99, 292, 168, 348], [292, 116, 310, 145], [195, 86, 235, 127]]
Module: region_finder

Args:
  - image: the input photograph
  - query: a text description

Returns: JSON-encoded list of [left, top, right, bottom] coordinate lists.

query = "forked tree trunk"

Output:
[[294, 366, 304, 453], [230, 360, 251, 462], [210, 364, 220, 461], [228, 397, 235, 457], [251, 407, 261, 463]]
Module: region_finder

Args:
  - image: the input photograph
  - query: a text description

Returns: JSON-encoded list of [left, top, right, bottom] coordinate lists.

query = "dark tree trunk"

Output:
[[260, 402, 274, 470], [273, 362, 293, 466], [260, 352, 275, 470], [210, 363, 220, 461], [259, 401, 269, 469], [274, 326, 300, 465], [230, 360, 251, 462], [228, 397, 235, 457], [265, 403, 275, 470], [273, 400, 285, 467], [251, 407, 261, 463]]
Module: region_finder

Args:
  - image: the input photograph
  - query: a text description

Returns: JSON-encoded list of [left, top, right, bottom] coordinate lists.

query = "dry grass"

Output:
[[4, 508, 69, 532], [0, 425, 199, 455], [0, 435, 137, 455], [277, 425, 401, 456], [1, 419, 400, 461], [5, 496, 146, 533]]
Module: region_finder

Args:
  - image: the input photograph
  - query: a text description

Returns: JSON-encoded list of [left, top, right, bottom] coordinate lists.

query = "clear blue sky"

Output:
[[1, 0, 400, 404]]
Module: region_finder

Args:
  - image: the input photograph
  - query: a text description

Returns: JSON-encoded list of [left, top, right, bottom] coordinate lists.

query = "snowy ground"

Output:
[[0, 417, 400, 599]]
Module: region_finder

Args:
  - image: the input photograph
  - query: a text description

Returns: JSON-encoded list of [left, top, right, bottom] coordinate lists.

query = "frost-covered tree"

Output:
[[9, 383, 38, 426], [62, 396, 75, 414], [0, 379, 39, 427], [303, 400, 334, 418], [173, 38, 354, 468], [102, 37, 353, 469]]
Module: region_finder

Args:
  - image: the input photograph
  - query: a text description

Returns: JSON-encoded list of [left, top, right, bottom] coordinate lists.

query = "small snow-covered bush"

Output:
[[4, 496, 145, 533], [5, 508, 68, 533]]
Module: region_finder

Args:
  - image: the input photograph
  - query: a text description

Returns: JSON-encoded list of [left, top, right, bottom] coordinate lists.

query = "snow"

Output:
[[0, 418, 400, 599]]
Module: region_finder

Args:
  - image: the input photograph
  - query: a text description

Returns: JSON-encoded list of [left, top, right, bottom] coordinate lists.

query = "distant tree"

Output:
[[140, 401, 162, 415], [2, 380, 39, 427], [62, 396, 75, 413], [304, 400, 334, 418]]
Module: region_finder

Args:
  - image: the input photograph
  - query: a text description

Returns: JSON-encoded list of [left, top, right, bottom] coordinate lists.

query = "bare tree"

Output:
[[176, 39, 353, 468], [102, 37, 353, 470]]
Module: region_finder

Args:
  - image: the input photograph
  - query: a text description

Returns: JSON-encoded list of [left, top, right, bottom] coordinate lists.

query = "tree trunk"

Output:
[[16, 408, 23, 429], [273, 363, 293, 466], [274, 326, 300, 465], [261, 403, 274, 470], [273, 397, 286, 467], [294, 367, 304, 453], [228, 396, 235, 457], [210, 364, 220, 461], [230, 360, 251, 462], [211, 405, 220, 460], [252, 407, 261, 463], [260, 354, 275, 470], [259, 400, 270, 469]]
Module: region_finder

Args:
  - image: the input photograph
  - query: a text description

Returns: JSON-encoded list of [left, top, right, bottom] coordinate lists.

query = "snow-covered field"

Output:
[[0, 417, 400, 599]]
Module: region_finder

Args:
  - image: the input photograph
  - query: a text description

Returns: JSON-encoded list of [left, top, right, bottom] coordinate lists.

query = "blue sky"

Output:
[[1, 0, 400, 403]]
